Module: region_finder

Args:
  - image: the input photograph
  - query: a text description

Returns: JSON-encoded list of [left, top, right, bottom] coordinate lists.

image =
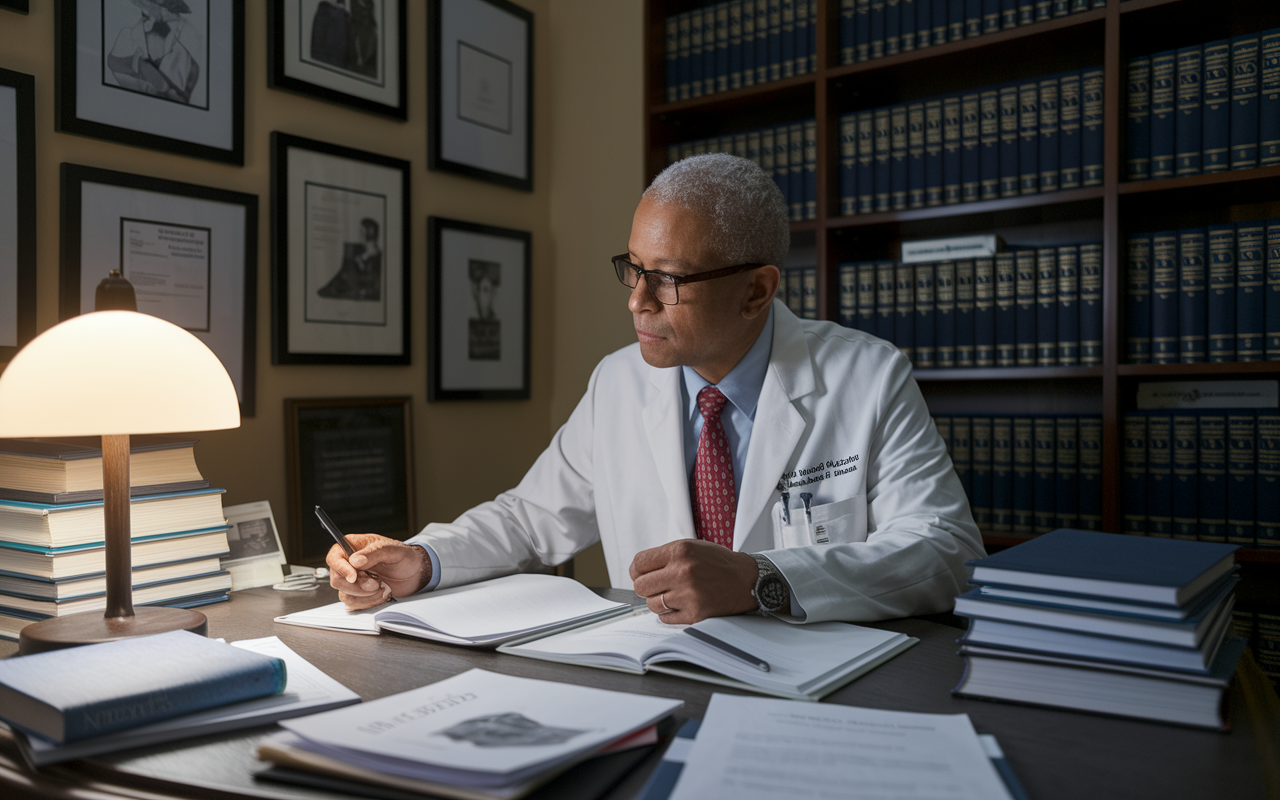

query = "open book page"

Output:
[[501, 606, 687, 671], [274, 601, 382, 634]]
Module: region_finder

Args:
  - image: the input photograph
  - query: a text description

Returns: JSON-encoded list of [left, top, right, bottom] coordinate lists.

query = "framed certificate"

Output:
[[59, 164, 259, 416], [0, 1, 29, 13], [0, 68, 35, 363]]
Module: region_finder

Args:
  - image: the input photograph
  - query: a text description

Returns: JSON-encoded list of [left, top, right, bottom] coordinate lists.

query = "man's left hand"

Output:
[[629, 539, 759, 624]]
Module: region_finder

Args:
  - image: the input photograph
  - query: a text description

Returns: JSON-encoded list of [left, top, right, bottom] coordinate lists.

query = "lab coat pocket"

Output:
[[807, 495, 868, 544], [771, 498, 813, 549]]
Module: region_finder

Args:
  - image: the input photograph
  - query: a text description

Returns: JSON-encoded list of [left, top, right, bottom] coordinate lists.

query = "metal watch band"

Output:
[[749, 553, 790, 614]]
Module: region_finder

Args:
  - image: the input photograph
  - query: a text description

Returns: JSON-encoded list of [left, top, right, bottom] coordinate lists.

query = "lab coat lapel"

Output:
[[643, 365, 696, 539]]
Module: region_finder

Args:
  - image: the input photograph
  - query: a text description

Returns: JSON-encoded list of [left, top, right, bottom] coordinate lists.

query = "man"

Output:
[[328, 154, 983, 624]]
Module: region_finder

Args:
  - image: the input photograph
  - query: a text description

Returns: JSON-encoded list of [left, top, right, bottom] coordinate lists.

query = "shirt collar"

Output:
[[682, 305, 774, 422]]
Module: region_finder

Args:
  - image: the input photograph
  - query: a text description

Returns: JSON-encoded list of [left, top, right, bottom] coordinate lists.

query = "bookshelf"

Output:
[[641, 0, 1280, 569]]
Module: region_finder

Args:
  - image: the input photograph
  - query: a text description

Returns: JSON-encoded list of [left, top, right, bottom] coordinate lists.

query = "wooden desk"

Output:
[[1, 587, 1276, 800]]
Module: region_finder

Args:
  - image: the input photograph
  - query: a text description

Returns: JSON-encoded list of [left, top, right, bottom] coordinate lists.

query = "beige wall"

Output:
[[0, 1, 643, 586]]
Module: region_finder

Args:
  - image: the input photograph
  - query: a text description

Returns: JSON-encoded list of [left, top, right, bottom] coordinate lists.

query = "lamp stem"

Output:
[[102, 433, 134, 619]]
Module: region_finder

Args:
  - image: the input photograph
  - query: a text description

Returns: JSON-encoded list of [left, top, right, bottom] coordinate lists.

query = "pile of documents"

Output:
[[952, 529, 1245, 730]]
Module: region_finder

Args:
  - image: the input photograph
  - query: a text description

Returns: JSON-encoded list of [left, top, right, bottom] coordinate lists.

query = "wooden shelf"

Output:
[[1117, 0, 1183, 12], [1117, 362, 1280, 377], [789, 219, 819, 233], [914, 365, 1103, 382], [1119, 164, 1280, 196], [827, 187, 1105, 229], [650, 73, 816, 117]]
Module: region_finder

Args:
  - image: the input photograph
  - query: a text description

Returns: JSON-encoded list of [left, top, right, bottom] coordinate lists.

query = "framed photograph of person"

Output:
[[272, 132, 410, 365], [0, 69, 36, 363], [1, 1, 30, 14], [268, 0, 407, 120], [54, 0, 244, 164], [427, 0, 533, 192], [59, 163, 259, 416], [427, 216, 530, 401], [284, 396, 416, 564]]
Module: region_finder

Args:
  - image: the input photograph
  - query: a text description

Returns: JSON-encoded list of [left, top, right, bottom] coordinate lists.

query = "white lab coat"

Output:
[[409, 300, 984, 623]]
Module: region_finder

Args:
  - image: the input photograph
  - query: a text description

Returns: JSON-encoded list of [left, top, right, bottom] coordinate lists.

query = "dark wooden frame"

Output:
[[267, 0, 408, 120], [58, 163, 259, 417], [0, 0, 28, 14], [270, 131, 412, 366], [427, 0, 535, 191], [283, 396, 416, 565], [427, 216, 532, 401], [0, 68, 35, 362], [53, 0, 245, 165]]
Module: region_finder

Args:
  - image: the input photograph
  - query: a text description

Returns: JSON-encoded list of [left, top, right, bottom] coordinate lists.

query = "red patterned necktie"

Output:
[[692, 386, 737, 548]]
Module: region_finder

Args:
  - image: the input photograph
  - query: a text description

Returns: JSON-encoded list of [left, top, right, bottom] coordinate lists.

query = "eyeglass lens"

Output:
[[614, 258, 678, 304]]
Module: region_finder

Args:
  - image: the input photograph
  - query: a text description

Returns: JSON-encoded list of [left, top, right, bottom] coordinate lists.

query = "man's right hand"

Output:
[[325, 534, 432, 609]]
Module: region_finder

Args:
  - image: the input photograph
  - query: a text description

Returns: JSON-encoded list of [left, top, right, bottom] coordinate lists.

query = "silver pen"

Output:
[[685, 628, 770, 672]]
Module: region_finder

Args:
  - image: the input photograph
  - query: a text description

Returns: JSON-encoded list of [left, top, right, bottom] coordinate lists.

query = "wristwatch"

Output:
[[749, 553, 790, 614]]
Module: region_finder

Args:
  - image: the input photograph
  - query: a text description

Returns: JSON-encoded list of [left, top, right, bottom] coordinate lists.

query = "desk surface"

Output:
[[1, 587, 1276, 800]]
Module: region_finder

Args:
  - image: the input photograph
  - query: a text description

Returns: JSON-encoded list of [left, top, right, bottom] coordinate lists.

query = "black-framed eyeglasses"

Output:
[[611, 254, 766, 305]]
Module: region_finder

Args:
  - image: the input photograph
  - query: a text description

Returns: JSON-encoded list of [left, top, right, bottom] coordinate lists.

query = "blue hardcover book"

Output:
[[980, 88, 1001, 199], [932, 0, 947, 50], [716, 2, 731, 93], [1018, 80, 1040, 194], [948, 0, 965, 41], [1036, 247, 1058, 365], [953, 417, 973, 498], [1227, 412, 1256, 547], [742, 1, 757, 86], [1150, 51, 1176, 179], [1127, 233, 1153, 363], [1199, 413, 1228, 544], [1017, 0, 1033, 26], [1038, 77, 1060, 192], [1262, 30, 1280, 167], [1231, 34, 1261, 170], [839, 262, 858, 328], [772, 125, 791, 213], [857, 110, 876, 213], [1015, 249, 1038, 366], [1078, 416, 1102, 531], [1058, 72, 1082, 190], [707, 8, 721, 95], [996, 251, 1017, 366], [1178, 227, 1208, 363], [1206, 223, 1237, 362], [991, 417, 1014, 531], [801, 265, 818, 320], [877, 260, 897, 340], [1152, 231, 1180, 364], [856, 0, 871, 61], [1270, 219, 1280, 360], [908, 102, 927, 208], [756, 0, 771, 82], [1079, 243, 1102, 365], [665, 15, 680, 102], [676, 13, 692, 101], [935, 260, 956, 367], [1172, 413, 1200, 540], [943, 95, 963, 204], [953, 259, 974, 366], [982, 0, 1000, 33], [1126, 56, 1152, 179], [803, 118, 817, 220], [870, 0, 886, 59], [1175, 45, 1203, 176], [925, 98, 945, 206], [874, 107, 892, 212], [1033, 416, 1057, 532], [1082, 68, 1105, 185], [1055, 416, 1079, 529], [896, 262, 916, 360], [729, 1, 745, 89], [1202, 41, 1232, 173], [1034, 0, 1050, 22], [915, 262, 936, 367], [1054, 0, 1069, 16], [689, 10, 705, 99], [1123, 412, 1147, 535], [840, 0, 856, 64], [965, 0, 981, 37], [1236, 219, 1265, 361], [839, 113, 858, 215], [916, 0, 933, 48], [1056, 244, 1079, 365], [961, 92, 981, 202], [973, 257, 995, 367], [780, 0, 796, 77], [790, 120, 806, 220], [1001, 0, 1017, 29], [767, 0, 784, 79], [812, 0, 822, 69], [885, 0, 900, 56], [858, 262, 878, 333], [794, 0, 810, 72], [760, 127, 778, 209], [1012, 417, 1035, 532], [1147, 412, 1173, 538], [1258, 413, 1280, 548], [891, 105, 909, 210], [999, 84, 1021, 197], [972, 416, 993, 527]]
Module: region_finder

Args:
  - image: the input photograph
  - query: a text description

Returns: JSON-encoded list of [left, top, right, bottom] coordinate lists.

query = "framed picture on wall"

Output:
[[268, 0, 407, 120], [284, 396, 416, 564], [0, 68, 35, 363], [59, 164, 259, 416], [427, 0, 533, 191], [272, 132, 411, 365], [0, 1, 29, 14], [54, 0, 245, 164], [428, 216, 530, 401]]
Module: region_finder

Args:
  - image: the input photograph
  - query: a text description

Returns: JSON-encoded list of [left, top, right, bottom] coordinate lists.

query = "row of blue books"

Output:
[[664, 0, 817, 103], [838, 245, 1102, 368], [838, 68, 1103, 215], [934, 415, 1103, 534], [1125, 222, 1280, 364], [1234, 609, 1280, 693], [1126, 31, 1280, 180], [666, 120, 818, 222], [779, 266, 820, 319], [1122, 410, 1279, 548], [838, 0, 1104, 66]]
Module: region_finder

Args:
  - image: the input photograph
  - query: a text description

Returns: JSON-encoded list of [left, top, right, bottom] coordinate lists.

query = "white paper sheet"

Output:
[[275, 600, 382, 634]]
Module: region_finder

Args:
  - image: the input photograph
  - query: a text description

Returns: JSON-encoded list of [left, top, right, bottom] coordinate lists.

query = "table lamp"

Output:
[[0, 309, 240, 654]]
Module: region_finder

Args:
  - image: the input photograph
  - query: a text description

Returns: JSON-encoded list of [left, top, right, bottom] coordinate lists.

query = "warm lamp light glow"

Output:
[[0, 311, 240, 437]]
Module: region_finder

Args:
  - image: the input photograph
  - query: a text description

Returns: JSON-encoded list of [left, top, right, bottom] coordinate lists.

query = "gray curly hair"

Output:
[[643, 153, 789, 268]]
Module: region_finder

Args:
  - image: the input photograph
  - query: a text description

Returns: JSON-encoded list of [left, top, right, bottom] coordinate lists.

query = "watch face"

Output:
[[758, 575, 787, 612]]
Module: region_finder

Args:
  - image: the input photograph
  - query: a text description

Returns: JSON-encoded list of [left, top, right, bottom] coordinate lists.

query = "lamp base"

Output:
[[17, 607, 209, 655]]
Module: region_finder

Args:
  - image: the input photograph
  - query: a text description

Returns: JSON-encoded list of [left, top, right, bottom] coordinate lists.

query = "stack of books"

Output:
[[952, 529, 1246, 730], [0, 437, 234, 641]]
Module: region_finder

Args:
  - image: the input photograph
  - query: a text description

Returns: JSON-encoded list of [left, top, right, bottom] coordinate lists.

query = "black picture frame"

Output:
[[427, 0, 534, 192], [59, 164, 259, 416], [428, 216, 531, 401], [267, 0, 408, 120], [54, 0, 245, 165], [0, 1, 29, 14], [284, 396, 416, 565], [271, 132, 411, 365], [0, 68, 35, 363]]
